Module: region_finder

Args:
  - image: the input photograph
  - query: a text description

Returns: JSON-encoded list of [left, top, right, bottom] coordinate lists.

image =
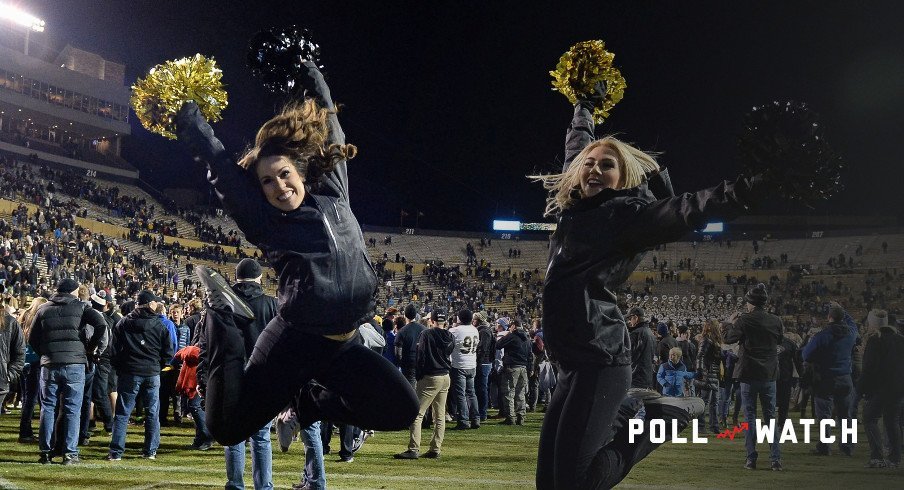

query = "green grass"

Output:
[[1, 406, 900, 489]]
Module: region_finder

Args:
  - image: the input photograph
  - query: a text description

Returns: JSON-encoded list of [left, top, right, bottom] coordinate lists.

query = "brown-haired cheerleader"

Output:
[[175, 61, 418, 446]]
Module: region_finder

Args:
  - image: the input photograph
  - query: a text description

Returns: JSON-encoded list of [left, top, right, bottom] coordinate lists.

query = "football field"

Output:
[[0, 407, 899, 489]]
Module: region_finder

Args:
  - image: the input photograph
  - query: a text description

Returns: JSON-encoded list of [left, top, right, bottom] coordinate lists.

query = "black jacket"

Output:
[[696, 337, 723, 391], [857, 326, 904, 397], [496, 329, 533, 368], [28, 294, 107, 367], [416, 327, 454, 380], [176, 62, 377, 336], [111, 307, 173, 376], [542, 104, 759, 369], [658, 335, 679, 366], [231, 281, 278, 358], [476, 324, 496, 365], [1, 314, 25, 394], [628, 321, 656, 389], [724, 308, 784, 382]]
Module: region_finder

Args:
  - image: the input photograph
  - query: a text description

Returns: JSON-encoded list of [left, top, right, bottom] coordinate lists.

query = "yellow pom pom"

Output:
[[549, 40, 626, 123], [131, 54, 228, 140]]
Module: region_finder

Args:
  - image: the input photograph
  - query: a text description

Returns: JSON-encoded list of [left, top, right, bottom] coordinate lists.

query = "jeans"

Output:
[[504, 365, 529, 418], [91, 361, 114, 431], [475, 363, 492, 420], [203, 309, 418, 446], [814, 374, 854, 455], [225, 421, 273, 490], [186, 393, 213, 445], [698, 387, 720, 431], [536, 364, 632, 489], [451, 367, 479, 424], [740, 380, 781, 462], [109, 373, 161, 457], [863, 395, 903, 463], [18, 361, 40, 438], [38, 364, 85, 456], [300, 421, 326, 490], [78, 364, 95, 442]]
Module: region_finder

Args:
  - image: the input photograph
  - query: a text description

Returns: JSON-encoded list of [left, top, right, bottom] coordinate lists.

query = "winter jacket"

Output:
[[176, 62, 377, 336], [695, 337, 722, 391], [28, 294, 107, 367], [777, 336, 801, 382], [231, 281, 277, 358], [858, 326, 904, 397], [496, 328, 533, 368], [1, 314, 25, 394], [656, 360, 696, 397], [724, 308, 784, 382], [628, 321, 656, 389], [802, 313, 858, 377], [541, 102, 759, 369], [657, 335, 678, 365], [476, 324, 496, 365], [111, 307, 173, 377], [416, 327, 454, 380]]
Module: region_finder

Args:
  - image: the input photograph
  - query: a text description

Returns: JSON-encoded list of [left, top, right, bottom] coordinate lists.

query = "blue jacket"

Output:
[[656, 360, 696, 397], [159, 314, 178, 362], [801, 313, 857, 376]]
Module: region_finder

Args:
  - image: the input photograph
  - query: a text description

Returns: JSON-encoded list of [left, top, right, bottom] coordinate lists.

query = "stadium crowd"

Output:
[[1, 165, 903, 487]]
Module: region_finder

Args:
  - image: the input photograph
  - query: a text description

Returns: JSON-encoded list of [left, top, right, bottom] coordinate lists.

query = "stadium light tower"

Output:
[[0, 2, 45, 56]]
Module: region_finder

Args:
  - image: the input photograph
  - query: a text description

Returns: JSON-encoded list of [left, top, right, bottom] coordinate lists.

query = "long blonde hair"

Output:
[[528, 136, 660, 217], [238, 99, 357, 186], [17, 297, 48, 338]]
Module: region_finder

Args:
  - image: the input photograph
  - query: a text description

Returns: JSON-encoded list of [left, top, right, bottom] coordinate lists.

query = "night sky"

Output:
[[24, 0, 904, 230]]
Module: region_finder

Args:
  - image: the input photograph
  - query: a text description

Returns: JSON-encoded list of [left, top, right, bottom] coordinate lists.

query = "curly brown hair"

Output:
[[238, 98, 357, 187]]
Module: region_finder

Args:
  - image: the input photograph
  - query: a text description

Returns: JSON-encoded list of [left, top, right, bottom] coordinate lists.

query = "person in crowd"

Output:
[[449, 308, 480, 429], [29, 278, 106, 465], [176, 60, 418, 447], [657, 347, 696, 397], [657, 322, 679, 375], [802, 302, 858, 457], [17, 297, 48, 443], [776, 331, 802, 427], [527, 319, 548, 412], [381, 307, 398, 366], [216, 259, 277, 490], [0, 298, 24, 413], [695, 319, 724, 433], [156, 303, 180, 426], [395, 303, 426, 388], [626, 307, 656, 390], [496, 318, 533, 426], [395, 308, 454, 460], [725, 283, 784, 471], [473, 311, 495, 422], [107, 290, 173, 461], [858, 308, 904, 469], [89, 293, 115, 434], [676, 325, 698, 391]]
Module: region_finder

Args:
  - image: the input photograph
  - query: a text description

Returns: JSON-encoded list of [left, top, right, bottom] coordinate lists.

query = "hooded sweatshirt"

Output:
[[111, 307, 173, 376]]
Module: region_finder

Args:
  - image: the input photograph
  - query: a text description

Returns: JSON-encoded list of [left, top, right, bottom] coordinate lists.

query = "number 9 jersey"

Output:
[[449, 323, 479, 370]]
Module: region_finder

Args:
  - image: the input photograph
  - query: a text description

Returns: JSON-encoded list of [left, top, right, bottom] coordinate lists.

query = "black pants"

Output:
[[204, 309, 418, 446], [776, 378, 794, 427], [92, 361, 113, 431], [158, 368, 179, 424], [321, 421, 360, 459], [537, 364, 636, 489], [863, 394, 903, 463]]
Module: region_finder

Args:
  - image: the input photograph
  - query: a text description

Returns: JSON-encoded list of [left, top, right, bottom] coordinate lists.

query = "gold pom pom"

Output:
[[549, 40, 627, 123], [131, 54, 228, 140]]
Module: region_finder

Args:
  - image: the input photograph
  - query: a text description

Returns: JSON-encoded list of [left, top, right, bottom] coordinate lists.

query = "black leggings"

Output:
[[204, 309, 419, 446], [537, 364, 633, 489]]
